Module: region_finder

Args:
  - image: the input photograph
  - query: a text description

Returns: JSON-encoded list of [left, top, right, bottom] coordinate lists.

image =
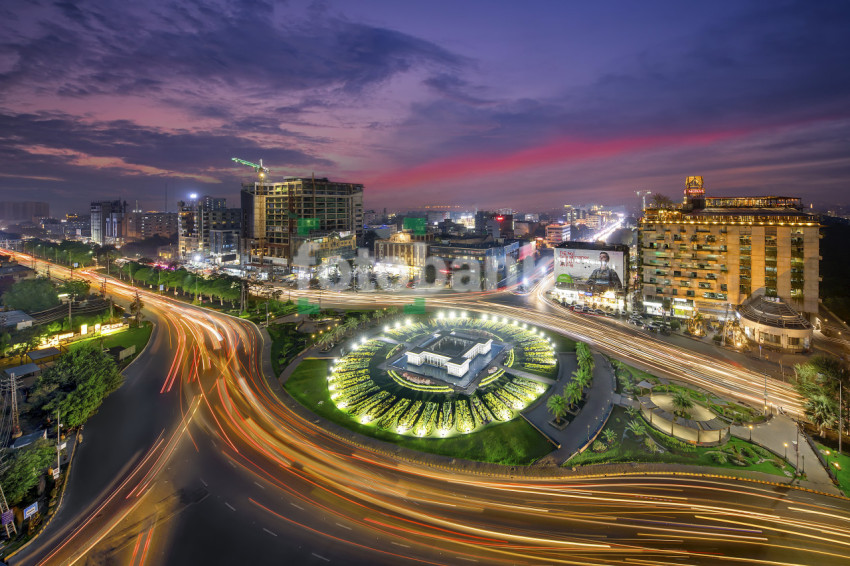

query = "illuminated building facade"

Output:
[[241, 177, 363, 266], [639, 177, 819, 321]]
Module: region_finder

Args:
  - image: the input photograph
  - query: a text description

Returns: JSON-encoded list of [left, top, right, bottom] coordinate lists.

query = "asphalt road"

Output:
[[5, 253, 850, 565]]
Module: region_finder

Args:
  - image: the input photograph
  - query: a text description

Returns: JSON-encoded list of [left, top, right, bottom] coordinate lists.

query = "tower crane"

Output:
[[231, 157, 269, 180]]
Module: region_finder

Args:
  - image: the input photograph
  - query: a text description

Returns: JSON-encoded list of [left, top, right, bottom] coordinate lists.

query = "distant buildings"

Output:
[[638, 176, 819, 350], [240, 177, 364, 267], [0, 201, 49, 225]]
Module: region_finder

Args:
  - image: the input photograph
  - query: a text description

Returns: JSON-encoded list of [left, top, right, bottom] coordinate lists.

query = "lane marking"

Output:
[[335, 522, 352, 530], [225, 502, 236, 511], [312, 553, 330, 562], [263, 527, 278, 537], [390, 542, 410, 548], [254, 481, 265, 490], [290, 502, 304, 510]]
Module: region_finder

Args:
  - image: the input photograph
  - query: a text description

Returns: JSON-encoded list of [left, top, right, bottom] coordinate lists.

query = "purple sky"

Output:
[[1, 0, 848, 215]]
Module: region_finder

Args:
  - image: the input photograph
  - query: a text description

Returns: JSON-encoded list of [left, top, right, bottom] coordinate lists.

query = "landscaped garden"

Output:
[[568, 406, 795, 477], [283, 312, 563, 464]]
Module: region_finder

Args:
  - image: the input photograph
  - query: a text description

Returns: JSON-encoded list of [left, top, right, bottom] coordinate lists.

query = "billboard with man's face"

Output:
[[554, 248, 626, 290]]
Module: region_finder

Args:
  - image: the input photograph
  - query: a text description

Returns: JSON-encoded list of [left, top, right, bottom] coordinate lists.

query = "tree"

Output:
[[0, 439, 56, 506], [59, 278, 90, 299], [650, 194, 674, 209], [563, 381, 583, 409], [672, 391, 694, 418], [129, 291, 144, 327], [30, 344, 123, 428], [3, 276, 60, 313], [546, 394, 569, 425], [602, 428, 617, 445], [804, 393, 838, 437]]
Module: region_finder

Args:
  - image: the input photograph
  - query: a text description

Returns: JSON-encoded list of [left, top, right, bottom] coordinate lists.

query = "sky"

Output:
[[1, 0, 849, 216]]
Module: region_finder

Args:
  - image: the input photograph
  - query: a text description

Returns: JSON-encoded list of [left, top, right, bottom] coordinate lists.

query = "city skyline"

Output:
[[1, 1, 849, 215]]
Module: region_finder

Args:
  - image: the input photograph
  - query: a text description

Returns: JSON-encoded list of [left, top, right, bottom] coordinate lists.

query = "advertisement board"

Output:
[[23, 502, 38, 520], [554, 247, 626, 290]]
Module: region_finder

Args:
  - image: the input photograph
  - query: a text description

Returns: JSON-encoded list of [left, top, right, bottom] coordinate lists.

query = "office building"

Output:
[[374, 231, 431, 278], [241, 177, 364, 267], [91, 200, 127, 245], [178, 195, 241, 259], [639, 176, 819, 324], [125, 206, 178, 241], [545, 223, 571, 246]]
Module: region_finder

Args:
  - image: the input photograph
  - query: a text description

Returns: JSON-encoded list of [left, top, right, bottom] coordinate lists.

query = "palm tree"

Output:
[[804, 393, 838, 437], [130, 291, 144, 327], [625, 420, 646, 437], [602, 428, 616, 445], [546, 395, 569, 425], [563, 381, 582, 409], [672, 391, 694, 418], [572, 366, 593, 392]]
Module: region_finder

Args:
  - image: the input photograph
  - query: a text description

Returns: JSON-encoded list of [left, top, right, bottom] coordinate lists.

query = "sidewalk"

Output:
[[527, 353, 615, 465], [730, 416, 841, 495]]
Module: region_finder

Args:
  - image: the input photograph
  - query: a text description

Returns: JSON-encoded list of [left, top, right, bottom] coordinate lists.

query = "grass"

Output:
[[284, 359, 553, 466], [815, 443, 850, 496], [268, 322, 310, 377], [568, 406, 795, 478], [70, 322, 153, 355]]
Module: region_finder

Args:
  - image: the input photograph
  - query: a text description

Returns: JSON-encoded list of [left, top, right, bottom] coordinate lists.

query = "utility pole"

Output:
[[56, 409, 61, 476], [10, 372, 21, 439]]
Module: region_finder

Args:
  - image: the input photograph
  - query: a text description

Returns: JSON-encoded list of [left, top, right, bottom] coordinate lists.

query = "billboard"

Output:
[[554, 247, 626, 291]]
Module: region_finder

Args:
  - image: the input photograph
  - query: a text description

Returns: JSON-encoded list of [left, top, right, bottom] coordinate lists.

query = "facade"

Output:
[[406, 334, 493, 377], [178, 196, 241, 259], [550, 242, 630, 311], [241, 177, 364, 266], [736, 295, 812, 352], [90, 200, 127, 245], [125, 210, 178, 241], [429, 239, 522, 287], [639, 177, 819, 320], [545, 223, 571, 246], [374, 231, 431, 277]]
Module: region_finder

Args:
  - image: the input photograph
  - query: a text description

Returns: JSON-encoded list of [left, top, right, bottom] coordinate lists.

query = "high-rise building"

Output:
[[241, 177, 364, 266], [125, 206, 178, 241], [0, 201, 49, 225], [639, 176, 819, 321], [90, 200, 127, 245], [178, 195, 241, 259]]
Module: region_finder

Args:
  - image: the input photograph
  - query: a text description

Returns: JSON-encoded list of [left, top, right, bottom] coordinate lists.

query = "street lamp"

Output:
[[748, 424, 753, 441], [783, 442, 788, 460]]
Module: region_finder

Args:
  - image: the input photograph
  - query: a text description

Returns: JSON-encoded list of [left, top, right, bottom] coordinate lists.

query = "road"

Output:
[[5, 252, 849, 565]]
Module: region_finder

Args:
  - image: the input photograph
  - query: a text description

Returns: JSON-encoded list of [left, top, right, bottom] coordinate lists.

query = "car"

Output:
[[594, 309, 605, 315]]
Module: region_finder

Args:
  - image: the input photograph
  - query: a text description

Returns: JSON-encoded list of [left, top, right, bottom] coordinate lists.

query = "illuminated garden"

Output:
[[327, 312, 557, 437]]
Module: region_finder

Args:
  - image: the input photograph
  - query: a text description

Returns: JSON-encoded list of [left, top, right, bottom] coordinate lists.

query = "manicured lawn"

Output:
[[568, 406, 795, 478], [285, 359, 553, 465], [816, 443, 850, 496], [70, 322, 153, 354]]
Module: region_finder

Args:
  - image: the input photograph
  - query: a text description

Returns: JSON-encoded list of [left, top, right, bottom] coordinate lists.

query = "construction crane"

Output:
[[232, 157, 269, 180]]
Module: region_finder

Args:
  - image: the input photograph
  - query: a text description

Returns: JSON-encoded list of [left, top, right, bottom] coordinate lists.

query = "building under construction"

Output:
[[240, 176, 364, 270]]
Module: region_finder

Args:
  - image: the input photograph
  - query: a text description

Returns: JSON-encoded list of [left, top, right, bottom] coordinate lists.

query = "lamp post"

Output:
[[784, 442, 788, 460], [748, 424, 753, 441]]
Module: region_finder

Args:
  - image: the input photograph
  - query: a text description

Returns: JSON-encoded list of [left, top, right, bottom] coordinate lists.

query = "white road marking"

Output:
[[335, 522, 351, 530], [225, 502, 235, 511], [254, 481, 265, 489], [263, 527, 277, 537], [312, 552, 330, 562], [390, 542, 410, 548], [291, 502, 304, 510]]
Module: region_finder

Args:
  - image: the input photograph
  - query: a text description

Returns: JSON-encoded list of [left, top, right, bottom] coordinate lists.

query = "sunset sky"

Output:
[[1, 0, 848, 215]]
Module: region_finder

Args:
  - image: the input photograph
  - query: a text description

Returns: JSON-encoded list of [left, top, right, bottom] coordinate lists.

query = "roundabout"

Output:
[[327, 312, 558, 437]]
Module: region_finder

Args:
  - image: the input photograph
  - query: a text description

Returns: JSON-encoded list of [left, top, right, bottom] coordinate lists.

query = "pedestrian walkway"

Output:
[[730, 416, 841, 495], [524, 352, 616, 466], [499, 364, 555, 385]]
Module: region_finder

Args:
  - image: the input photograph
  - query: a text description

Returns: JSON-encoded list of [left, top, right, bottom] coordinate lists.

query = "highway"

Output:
[[5, 252, 848, 565]]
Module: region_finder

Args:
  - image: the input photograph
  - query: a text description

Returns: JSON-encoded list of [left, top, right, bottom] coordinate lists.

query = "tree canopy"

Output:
[[2, 276, 60, 313], [30, 344, 123, 428], [1, 439, 55, 506]]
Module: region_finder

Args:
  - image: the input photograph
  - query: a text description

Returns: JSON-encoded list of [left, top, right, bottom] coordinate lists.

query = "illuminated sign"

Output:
[[554, 247, 626, 291], [684, 175, 705, 197]]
